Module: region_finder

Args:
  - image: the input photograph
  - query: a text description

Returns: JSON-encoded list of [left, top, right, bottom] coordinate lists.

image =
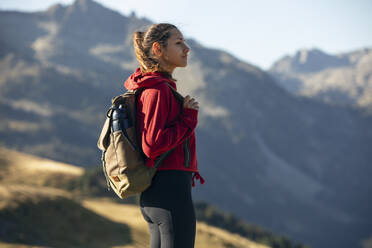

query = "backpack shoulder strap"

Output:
[[165, 83, 185, 105]]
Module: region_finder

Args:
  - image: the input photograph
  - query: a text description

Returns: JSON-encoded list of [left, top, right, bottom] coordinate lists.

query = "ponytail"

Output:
[[133, 31, 149, 72]]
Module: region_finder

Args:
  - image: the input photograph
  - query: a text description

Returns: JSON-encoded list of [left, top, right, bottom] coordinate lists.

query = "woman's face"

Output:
[[159, 28, 190, 71]]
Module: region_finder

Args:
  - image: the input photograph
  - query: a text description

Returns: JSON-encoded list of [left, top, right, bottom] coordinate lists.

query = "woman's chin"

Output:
[[180, 61, 188, 67], [173, 60, 187, 68]]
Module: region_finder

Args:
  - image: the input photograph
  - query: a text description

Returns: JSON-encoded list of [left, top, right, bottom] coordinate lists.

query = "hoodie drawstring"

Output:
[[192, 172, 205, 187]]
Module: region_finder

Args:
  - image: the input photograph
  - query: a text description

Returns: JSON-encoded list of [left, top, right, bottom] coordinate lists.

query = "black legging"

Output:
[[140, 170, 196, 248]]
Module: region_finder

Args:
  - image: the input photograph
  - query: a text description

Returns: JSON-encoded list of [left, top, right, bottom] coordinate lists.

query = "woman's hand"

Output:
[[183, 95, 199, 110]]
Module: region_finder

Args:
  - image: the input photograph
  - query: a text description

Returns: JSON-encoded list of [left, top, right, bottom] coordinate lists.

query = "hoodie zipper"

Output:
[[183, 137, 191, 167]]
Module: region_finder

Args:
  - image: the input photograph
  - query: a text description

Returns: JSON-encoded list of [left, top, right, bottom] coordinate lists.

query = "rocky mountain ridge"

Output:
[[269, 47, 372, 112]]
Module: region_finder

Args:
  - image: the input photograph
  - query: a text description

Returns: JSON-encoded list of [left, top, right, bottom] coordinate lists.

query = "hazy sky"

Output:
[[1, 0, 371, 69]]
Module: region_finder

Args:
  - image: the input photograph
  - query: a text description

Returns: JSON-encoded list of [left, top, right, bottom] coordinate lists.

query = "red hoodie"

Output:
[[124, 68, 204, 187]]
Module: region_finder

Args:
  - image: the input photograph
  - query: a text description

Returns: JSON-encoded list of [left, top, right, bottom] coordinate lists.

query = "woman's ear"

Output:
[[152, 42, 162, 57]]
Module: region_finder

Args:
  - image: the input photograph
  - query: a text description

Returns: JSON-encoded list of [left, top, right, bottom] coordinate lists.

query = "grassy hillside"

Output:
[[0, 184, 269, 248], [0, 146, 83, 189], [65, 165, 308, 247], [0, 146, 272, 248], [83, 198, 269, 248], [0, 185, 131, 248]]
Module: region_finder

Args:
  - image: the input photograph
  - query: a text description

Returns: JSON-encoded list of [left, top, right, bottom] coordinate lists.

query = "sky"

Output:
[[1, 0, 371, 69]]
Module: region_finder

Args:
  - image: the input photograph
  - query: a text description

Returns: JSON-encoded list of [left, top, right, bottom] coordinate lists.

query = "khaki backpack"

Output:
[[97, 83, 189, 199]]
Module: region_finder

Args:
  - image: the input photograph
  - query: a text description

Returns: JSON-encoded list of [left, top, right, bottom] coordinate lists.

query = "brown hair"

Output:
[[133, 23, 177, 79]]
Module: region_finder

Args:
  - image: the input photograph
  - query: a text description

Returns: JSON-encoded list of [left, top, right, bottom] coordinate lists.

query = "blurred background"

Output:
[[0, 0, 371, 247]]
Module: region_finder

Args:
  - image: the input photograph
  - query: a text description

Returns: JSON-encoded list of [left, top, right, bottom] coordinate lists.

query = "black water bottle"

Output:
[[120, 104, 130, 129], [111, 104, 136, 150], [112, 104, 127, 132]]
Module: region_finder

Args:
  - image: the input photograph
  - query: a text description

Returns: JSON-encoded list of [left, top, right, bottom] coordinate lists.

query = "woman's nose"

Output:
[[184, 44, 190, 54]]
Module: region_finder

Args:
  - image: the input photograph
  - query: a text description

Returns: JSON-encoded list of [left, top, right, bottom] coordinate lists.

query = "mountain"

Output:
[[1, 1, 372, 247], [269, 47, 372, 112]]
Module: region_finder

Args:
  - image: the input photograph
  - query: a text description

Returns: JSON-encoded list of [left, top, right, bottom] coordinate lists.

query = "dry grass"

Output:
[[0, 146, 83, 187], [83, 198, 270, 248], [0, 184, 71, 210], [0, 147, 269, 248]]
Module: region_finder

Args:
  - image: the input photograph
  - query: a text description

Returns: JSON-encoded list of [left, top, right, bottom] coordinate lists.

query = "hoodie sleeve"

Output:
[[138, 86, 198, 159]]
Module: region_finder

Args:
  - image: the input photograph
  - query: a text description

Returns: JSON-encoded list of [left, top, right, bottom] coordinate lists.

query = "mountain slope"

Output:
[[0, 146, 83, 188], [0, 185, 132, 248], [0, 147, 273, 248], [0, 184, 269, 248], [83, 198, 270, 248]]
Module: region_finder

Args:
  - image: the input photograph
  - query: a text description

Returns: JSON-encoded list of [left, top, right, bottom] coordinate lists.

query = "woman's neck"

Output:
[[158, 59, 175, 75]]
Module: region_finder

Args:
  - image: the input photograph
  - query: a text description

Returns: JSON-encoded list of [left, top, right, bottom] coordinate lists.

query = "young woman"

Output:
[[124, 23, 205, 248]]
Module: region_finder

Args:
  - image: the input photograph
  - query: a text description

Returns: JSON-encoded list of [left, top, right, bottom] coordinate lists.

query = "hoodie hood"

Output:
[[124, 68, 177, 91]]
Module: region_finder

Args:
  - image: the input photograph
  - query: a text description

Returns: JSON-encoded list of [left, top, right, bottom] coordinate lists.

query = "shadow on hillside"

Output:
[[0, 194, 132, 248]]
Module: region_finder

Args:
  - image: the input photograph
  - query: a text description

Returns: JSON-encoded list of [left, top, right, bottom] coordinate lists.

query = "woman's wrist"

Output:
[[182, 108, 198, 129]]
